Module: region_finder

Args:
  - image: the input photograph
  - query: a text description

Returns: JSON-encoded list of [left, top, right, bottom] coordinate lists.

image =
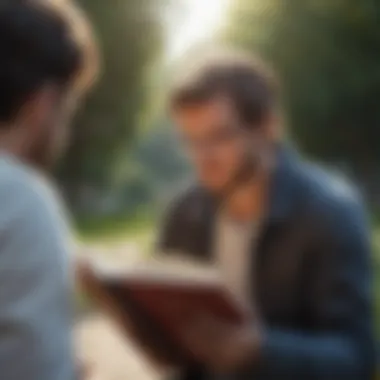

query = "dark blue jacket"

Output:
[[159, 146, 377, 379]]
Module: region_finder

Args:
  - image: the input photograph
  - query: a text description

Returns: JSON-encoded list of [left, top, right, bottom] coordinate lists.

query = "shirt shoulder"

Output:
[[0, 156, 69, 236]]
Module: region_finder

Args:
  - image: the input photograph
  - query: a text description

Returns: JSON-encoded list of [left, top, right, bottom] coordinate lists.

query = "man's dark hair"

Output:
[[170, 49, 279, 128], [0, 0, 97, 123]]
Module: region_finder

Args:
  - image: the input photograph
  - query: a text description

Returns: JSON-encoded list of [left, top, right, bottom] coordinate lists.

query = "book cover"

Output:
[[78, 256, 249, 366]]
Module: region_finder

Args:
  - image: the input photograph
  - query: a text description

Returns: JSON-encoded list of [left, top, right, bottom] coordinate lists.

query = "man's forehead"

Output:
[[173, 96, 237, 128]]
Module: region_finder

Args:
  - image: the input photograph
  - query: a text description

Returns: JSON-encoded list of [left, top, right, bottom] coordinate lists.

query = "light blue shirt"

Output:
[[0, 154, 75, 380]]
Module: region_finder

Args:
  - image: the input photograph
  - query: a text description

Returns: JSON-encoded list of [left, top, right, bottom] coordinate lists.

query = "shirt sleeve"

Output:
[[0, 175, 75, 380]]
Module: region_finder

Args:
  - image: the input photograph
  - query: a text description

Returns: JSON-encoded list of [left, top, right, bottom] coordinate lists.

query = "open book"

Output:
[[77, 255, 249, 367]]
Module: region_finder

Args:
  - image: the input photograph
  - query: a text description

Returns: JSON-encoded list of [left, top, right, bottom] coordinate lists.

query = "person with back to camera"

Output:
[[0, 1, 97, 379]]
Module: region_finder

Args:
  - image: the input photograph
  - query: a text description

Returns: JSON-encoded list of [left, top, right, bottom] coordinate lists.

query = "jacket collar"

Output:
[[195, 143, 302, 259], [265, 143, 301, 223], [198, 142, 302, 228]]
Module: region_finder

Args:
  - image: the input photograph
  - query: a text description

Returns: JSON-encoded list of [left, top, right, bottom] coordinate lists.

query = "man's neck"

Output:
[[223, 174, 268, 222], [222, 152, 275, 223]]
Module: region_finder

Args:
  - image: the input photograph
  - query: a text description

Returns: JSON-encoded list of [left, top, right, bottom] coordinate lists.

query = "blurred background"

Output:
[[67, 0, 380, 378]]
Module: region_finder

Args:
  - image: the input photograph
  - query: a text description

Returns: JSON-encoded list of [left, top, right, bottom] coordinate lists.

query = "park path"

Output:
[[75, 313, 162, 380]]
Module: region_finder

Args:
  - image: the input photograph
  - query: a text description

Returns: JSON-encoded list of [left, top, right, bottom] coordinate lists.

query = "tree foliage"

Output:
[[57, 0, 167, 211], [224, 0, 380, 174]]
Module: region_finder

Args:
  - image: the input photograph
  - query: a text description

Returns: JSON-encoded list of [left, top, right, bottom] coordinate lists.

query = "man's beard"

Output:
[[214, 140, 277, 208], [215, 151, 261, 206]]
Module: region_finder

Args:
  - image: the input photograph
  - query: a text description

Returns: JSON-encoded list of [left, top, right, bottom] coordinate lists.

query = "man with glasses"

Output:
[[156, 50, 376, 379]]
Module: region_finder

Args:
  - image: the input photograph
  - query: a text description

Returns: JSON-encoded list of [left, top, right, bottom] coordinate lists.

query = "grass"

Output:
[[74, 211, 155, 244]]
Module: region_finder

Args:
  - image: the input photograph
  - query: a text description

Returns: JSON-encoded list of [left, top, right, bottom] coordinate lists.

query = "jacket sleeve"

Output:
[[156, 193, 185, 253], [253, 196, 376, 379], [157, 185, 201, 254]]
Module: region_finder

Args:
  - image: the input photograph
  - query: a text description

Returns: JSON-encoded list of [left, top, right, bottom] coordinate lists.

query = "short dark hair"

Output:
[[0, 0, 98, 123], [170, 49, 279, 127]]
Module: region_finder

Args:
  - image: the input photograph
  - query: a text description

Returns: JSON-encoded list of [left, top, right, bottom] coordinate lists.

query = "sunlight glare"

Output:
[[167, 0, 230, 61]]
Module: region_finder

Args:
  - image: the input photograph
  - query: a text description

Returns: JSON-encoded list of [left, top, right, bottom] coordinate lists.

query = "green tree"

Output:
[[57, 0, 167, 212], [224, 0, 380, 178]]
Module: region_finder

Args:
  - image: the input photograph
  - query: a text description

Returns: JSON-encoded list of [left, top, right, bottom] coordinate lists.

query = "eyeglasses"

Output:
[[181, 125, 243, 155]]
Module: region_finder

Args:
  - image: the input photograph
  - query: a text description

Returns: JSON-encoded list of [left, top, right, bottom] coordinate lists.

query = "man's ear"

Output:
[[19, 83, 61, 133]]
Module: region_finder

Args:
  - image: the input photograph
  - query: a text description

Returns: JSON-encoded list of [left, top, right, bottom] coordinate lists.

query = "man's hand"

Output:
[[181, 314, 262, 374]]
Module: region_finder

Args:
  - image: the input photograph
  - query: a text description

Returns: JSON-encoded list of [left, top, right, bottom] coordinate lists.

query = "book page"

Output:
[[86, 251, 221, 286]]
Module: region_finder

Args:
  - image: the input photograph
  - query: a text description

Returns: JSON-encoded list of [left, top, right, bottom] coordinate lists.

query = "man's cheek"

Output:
[[200, 164, 233, 189], [198, 156, 223, 174]]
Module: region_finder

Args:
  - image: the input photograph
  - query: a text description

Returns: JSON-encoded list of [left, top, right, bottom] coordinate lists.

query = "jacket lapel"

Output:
[[254, 145, 303, 312], [194, 144, 302, 268]]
